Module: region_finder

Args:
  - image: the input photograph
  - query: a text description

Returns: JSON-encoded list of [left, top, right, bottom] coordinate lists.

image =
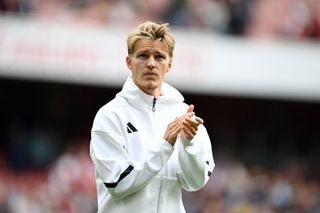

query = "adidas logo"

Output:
[[127, 122, 137, 133]]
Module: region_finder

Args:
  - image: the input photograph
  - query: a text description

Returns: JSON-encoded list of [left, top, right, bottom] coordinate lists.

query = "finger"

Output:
[[187, 105, 195, 118], [169, 115, 185, 127], [183, 118, 198, 130], [173, 121, 184, 134], [187, 112, 195, 119], [182, 122, 198, 140], [187, 104, 194, 114], [182, 126, 196, 140], [169, 118, 184, 135], [182, 120, 198, 133], [185, 115, 203, 125], [195, 116, 204, 125], [164, 122, 184, 145]]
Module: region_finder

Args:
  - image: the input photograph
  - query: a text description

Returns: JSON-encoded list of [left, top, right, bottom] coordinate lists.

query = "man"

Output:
[[90, 21, 214, 213]]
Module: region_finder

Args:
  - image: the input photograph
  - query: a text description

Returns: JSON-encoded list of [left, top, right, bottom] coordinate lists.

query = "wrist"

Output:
[[179, 134, 195, 146]]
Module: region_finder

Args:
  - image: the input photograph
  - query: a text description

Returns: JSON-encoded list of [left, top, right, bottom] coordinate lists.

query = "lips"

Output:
[[144, 72, 158, 77]]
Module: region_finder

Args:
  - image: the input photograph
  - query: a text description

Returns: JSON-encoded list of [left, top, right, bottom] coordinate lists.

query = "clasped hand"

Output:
[[163, 105, 204, 146]]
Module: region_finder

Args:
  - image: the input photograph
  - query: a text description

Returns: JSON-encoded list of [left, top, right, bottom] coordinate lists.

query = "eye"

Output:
[[155, 54, 166, 60], [137, 53, 148, 59]]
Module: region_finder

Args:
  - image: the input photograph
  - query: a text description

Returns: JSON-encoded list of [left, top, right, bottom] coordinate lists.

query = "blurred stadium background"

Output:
[[0, 0, 320, 212]]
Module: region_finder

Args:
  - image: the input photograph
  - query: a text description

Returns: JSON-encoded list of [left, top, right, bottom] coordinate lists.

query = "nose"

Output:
[[147, 56, 156, 69]]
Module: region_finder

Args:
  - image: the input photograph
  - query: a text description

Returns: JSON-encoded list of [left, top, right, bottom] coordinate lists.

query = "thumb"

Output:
[[187, 104, 194, 115]]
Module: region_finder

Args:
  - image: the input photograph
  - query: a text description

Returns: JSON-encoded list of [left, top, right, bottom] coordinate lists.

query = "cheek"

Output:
[[161, 63, 170, 73], [133, 62, 143, 71]]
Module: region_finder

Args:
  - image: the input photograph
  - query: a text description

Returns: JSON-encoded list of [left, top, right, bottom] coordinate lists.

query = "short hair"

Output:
[[127, 21, 175, 58]]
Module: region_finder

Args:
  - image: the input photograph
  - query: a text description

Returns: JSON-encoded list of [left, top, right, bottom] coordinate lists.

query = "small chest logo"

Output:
[[127, 122, 138, 133]]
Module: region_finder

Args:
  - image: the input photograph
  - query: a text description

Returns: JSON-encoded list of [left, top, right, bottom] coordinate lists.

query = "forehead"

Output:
[[133, 38, 169, 54]]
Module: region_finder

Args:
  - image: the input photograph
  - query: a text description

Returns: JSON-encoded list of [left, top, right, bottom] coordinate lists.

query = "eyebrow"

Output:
[[136, 49, 167, 55]]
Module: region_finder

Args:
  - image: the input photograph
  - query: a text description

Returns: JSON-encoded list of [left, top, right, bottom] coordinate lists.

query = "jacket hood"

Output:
[[116, 76, 184, 107]]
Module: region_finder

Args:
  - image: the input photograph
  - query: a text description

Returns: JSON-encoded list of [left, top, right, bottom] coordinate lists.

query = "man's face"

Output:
[[126, 38, 172, 96]]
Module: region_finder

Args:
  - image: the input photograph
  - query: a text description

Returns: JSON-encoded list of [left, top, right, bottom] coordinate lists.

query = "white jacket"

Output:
[[90, 76, 214, 213]]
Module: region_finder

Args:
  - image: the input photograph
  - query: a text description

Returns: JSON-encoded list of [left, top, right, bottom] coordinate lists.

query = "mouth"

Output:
[[144, 72, 158, 78]]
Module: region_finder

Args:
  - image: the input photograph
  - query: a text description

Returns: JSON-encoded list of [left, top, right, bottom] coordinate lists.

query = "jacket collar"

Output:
[[116, 76, 184, 110]]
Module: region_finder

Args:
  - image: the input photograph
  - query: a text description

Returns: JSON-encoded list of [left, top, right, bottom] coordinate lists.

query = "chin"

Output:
[[143, 82, 159, 92], [144, 82, 157, 90], [143, 78, 158, 85]]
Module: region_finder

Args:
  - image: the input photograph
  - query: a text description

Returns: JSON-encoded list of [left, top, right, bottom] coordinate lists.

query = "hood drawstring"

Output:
[[152, 97, 156, 112]]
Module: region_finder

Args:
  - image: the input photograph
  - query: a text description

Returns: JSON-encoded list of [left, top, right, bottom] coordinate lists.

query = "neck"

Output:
[[141, 87, 161, 97], [132, 78, 162, 97]]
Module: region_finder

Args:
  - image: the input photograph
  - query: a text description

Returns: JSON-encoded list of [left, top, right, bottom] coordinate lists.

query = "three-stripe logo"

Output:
[[127, 122, 138, 133]]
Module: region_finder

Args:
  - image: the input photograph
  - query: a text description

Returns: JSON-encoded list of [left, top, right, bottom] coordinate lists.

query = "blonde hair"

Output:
[[127, 21, 175, 58]]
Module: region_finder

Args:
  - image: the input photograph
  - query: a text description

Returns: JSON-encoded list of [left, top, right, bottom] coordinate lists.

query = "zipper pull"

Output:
[[152, 97, 156, 112]]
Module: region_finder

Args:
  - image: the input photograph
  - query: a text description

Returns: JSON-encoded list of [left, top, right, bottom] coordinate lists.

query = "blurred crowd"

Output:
[[0, 140, 97, 213], [0, 141, 97, 213], [0, 0, 319, 40], [185, 157, 320, 213], [1, 146, 320, 212]]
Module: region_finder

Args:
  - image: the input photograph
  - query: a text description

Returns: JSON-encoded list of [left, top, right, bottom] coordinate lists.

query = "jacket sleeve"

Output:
[[90, 111, 174, 200], [177, 125, 215, 191]]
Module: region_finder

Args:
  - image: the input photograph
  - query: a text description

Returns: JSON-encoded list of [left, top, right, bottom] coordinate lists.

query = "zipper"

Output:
[[152, 97, 156, 112]]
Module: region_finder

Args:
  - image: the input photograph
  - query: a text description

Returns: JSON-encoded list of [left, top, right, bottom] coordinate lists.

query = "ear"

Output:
[[166, 58, 172, 73], [126, 56, 133, 71]]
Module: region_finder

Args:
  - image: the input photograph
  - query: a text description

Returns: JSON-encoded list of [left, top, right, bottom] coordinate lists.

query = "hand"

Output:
[[180, 105, 204, 141], [163, 115, 186, 146], [163, 105, 204, 146]]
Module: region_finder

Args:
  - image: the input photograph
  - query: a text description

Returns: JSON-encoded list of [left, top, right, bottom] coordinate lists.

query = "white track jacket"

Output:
[[90, 76, 214, 213]]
